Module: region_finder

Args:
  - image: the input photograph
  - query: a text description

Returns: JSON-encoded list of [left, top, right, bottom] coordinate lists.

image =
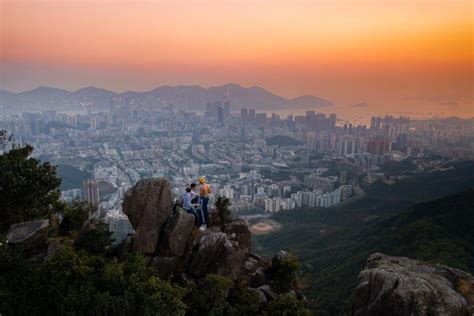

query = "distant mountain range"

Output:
[[0, 83, 333, 112]]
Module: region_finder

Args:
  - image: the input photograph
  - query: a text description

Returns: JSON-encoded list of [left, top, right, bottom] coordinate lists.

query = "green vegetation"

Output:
[[265, 135, 303, 147], [271, 256, 299, 294], [0, 133, 61, 232], [266, 293, 311, 316], [189, 274, 233, 315], [215, 196, 233, 225], [255, 163, 474, 315]]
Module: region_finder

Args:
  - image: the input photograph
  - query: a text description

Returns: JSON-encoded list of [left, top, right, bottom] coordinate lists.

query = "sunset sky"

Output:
[[1, 0, 473, 117]]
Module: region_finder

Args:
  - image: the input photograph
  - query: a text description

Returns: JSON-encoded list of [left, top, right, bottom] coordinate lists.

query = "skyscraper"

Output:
[[83, 179, 100, 208]]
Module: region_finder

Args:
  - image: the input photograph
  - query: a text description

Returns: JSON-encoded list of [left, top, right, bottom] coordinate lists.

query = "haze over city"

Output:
[[1, 0, 473, 118]]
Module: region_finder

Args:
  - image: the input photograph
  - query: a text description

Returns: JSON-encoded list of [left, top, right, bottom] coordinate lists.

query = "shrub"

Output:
[[266, 293, 311, 316], [190, 274, 234, 315], [272, 257, 299, 294], [74, 220, 114, 255], [216, 196, 232, 225], [59, 200, 95, 235]]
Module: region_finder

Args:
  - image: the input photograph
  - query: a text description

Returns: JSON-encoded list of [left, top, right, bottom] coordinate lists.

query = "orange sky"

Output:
[[1, 0, 473, 116]]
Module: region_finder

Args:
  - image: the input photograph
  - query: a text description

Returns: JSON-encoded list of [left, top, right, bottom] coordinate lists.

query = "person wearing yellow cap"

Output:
[[198, 177, 211, 229]]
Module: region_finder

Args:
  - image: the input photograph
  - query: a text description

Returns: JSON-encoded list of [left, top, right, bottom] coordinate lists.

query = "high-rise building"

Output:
[[241, 107, 248, 121], [83, 179, 100, 208], [248, 109, 256, 122]]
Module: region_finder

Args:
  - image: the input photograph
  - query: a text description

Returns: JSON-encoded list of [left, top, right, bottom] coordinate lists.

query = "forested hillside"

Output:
[[255, 163, 474, 315]]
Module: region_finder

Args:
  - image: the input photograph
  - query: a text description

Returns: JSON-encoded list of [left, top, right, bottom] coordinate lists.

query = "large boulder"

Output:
[[122, 178, 174, 254], [157, 209, 194, 257], [353, 253, 474, 316], [6, 219, 49, 251], [188, 231, 249, 279]]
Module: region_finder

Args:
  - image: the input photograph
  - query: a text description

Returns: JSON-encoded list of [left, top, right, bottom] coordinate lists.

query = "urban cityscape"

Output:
[[1, 91, 473, 242]]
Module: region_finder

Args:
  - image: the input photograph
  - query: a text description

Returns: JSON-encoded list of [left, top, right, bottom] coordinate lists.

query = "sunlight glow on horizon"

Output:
[[1, 0, 472, 116]]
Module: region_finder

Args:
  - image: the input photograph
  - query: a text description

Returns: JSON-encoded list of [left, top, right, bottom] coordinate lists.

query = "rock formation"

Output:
[[122, 178, 174, 254], [120, 177, 303, 303], [353, 253, 474, 316], [6, 219, 50, 251]]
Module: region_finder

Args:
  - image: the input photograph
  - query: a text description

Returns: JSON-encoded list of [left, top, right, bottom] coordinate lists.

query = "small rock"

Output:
[[258, 285, 278, 301], [250, 268, 268, 288], [6, 219, 50, 251], [243, 257, 260, 273], [44, 240, 64, 261]]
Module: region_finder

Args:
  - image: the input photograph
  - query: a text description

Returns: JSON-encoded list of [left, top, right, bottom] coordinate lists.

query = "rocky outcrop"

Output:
[[158, 209, 195, 257], [123, 178, 174, 254], [6, 219, 50, 252], [188, 230, 245, 279], [353, 253, 474, 316], [117, 177, 304, 305]]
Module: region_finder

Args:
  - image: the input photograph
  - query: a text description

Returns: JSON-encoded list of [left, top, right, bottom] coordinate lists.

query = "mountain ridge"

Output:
[[0, 83, 333, 112]]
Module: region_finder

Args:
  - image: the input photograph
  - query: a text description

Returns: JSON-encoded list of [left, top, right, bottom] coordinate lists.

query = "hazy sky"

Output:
[[1, 0, 473, 116]]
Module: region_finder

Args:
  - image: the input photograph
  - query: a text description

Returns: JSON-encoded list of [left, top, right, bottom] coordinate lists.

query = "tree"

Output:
[[74, 220, 114, 255], [266, 293, 311, 316], [215, 196, 232, 225], [59, 200, 95, 235], [0, 132, 61, 232]]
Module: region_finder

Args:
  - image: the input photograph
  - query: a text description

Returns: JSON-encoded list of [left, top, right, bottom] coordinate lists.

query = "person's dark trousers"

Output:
[[185, 208, 201, 226], [200, 197, 209, 224]]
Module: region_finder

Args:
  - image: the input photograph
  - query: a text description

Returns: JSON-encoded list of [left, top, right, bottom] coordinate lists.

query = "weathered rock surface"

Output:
[[353, 253, 474, 316], [157, 209, 194, 257], [6, 219, 49, 251], [188, 231, 247, 280], [223, 219, 252, 257], [258, 285, 278, 301], [44, 240, 64, 261], [122, 178, 174, 254]]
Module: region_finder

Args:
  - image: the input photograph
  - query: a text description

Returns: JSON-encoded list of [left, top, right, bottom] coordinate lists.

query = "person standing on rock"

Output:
[[198, 177, 211, 229]]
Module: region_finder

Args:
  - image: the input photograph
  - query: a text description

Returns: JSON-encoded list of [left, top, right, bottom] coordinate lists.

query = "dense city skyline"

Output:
[[2, 0, 473, 118]]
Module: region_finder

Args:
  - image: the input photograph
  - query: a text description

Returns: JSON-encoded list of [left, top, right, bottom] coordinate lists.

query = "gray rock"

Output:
[[158, 209, 194, 257], [353, 253, 474, 316], [250, 267, 268, 288], [243, 256, 260, 274], [122, 178, 174, 254], [258, 285, 278, 301], [188, 231, 249, 279], [44, 240, 64, 261], [149, 255, 183, 279], [6, 220, 49, 251], [223, 219, 252, 256]]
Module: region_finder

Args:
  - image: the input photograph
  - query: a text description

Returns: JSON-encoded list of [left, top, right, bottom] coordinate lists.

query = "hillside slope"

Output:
[[255, 163, 474, 315]]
